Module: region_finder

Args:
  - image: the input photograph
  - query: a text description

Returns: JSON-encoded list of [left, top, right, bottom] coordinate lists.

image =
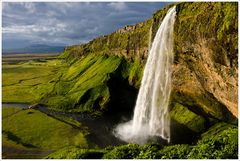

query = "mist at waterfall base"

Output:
[[113, 6, 176, 145]]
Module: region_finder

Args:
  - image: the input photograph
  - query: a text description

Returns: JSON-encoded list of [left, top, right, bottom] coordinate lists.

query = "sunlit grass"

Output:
[[2, 106, 89, 150], [2, 107, 24, 118], [44, 54, 122, 113], [2, 59, 63, 103]]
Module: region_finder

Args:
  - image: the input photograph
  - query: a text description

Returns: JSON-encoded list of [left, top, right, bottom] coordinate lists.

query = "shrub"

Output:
[[187, 123, 238, 159], [156, 144, 192, 159], [103, 144, 140, 159], [137, 144, 162, 159]]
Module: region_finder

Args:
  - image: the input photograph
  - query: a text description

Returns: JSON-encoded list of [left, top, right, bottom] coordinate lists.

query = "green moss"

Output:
[[174, 2, 238, 66], [171, 89, 235, 123], [170, 103, 206, 133]]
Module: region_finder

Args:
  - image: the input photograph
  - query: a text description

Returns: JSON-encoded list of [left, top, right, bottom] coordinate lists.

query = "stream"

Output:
[[2, 103, 126, 149]]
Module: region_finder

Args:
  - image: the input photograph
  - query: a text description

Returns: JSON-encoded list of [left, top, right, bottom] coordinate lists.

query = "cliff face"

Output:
[[41, 2, 238, 127], [172, 2, 238, 121], [61, 20, 151, 63]]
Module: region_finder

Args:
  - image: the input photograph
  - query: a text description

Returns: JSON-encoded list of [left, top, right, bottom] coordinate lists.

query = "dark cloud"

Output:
[[3, 2, 171, 49]]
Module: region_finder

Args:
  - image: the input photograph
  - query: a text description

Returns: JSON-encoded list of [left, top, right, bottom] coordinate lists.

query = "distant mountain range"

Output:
[[3, 44, 65, 54]]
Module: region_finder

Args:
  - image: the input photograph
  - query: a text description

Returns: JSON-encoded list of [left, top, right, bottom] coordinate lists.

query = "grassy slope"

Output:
[[41, 53, 128, 113], [2, 107, 23, 118], [2, 106, 88, 151]]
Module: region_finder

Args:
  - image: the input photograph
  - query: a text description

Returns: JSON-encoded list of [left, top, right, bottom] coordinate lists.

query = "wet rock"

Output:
[[28, 103, 40, 109]]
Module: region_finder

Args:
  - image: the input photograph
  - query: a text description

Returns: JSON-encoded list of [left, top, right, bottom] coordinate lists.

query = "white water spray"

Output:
[[114, 6, 176, 144]]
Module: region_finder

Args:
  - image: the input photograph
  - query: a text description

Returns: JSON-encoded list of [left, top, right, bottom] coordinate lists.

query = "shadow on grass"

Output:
[[3, 130, 37, 148]]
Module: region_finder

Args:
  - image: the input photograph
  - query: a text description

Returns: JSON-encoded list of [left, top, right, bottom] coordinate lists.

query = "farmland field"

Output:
[[2, 54, 64, 103]]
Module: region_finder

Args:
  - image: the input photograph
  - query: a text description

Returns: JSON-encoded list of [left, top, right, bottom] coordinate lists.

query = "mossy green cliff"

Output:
[[38, 2, 237, 133]]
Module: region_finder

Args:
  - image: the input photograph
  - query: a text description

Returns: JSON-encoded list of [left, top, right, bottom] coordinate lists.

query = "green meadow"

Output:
[[2, 54, 90, 158], [2, 106, 88, 158], [2, 55, 63, 103], [2, 106, 88, 150]]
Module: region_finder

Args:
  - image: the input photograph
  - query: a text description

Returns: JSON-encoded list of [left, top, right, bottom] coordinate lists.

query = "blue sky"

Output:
[[3, 2, 170, 49]]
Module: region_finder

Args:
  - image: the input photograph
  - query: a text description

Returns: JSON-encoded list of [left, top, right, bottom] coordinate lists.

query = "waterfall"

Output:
[[114, 6, 176, 144]]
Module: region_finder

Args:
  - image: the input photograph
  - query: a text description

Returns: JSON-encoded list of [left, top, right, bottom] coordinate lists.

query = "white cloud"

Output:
[[108, 2, 127, 11], [3, 2, 170, 48], [3, 25, 33, 34], [22, 3, 36, 13]]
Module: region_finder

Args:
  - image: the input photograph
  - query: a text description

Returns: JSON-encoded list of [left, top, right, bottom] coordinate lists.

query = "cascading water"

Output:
[[114, 6, 176, 144]]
